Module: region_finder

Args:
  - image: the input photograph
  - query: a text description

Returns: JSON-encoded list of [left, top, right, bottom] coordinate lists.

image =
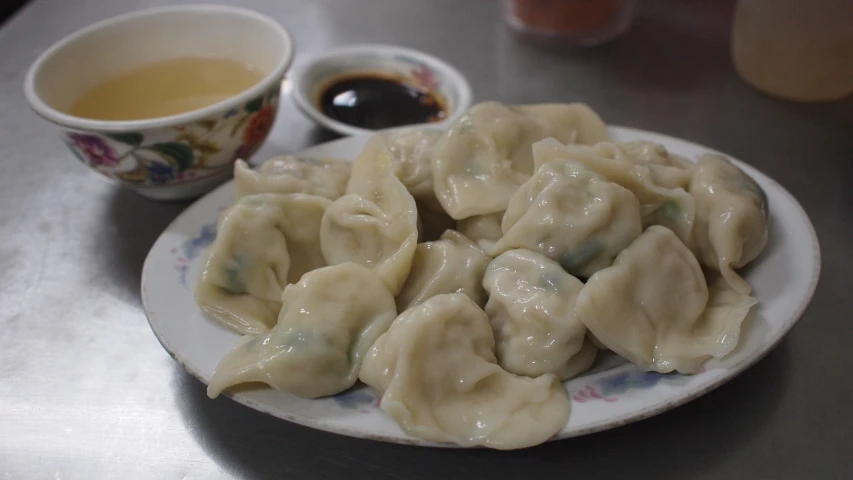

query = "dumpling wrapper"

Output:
[[195, 193, 331, 334], [689, 154, 769, 294], [234, 155, 350, 200], [237, 193, 331, 282], [396, 230, 491, 312], [487, 158, 642, 279], [615, 140, 694, 189], [431, 102, 609, 220], [320, 156, 419, 295], [575, 226, 712, 373], [457, 211, 504, 245], [659, 272, 758, 364], [582, 272, 756, 369], [347, 128, 441, 209], [483, 249, 596, 380], [359, 293, 571, 450], [207, 262, 397, 399], [532, 138, 695, 244]]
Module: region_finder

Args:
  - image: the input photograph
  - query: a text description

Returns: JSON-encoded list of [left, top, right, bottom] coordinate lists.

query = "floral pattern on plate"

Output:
[[332, 388, 381, 413], [172, 221, 218, 287], [573, 367, 706, 403]]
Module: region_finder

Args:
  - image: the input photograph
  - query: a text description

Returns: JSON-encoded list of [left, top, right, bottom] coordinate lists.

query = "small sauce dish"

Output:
[[291, 44, 472, 136]]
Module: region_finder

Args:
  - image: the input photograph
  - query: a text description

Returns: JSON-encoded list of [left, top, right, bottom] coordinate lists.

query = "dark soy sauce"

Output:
[[318, 74, 446, 130]]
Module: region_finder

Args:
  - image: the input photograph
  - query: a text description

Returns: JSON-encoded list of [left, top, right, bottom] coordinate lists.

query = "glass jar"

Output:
[[506, 0, 636, 47], [732, 0, 853, 102]]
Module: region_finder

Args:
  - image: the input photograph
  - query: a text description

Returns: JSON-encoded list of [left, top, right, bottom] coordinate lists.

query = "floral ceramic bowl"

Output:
[[292, 44, 472, 137], [24, 5, 293, 200]]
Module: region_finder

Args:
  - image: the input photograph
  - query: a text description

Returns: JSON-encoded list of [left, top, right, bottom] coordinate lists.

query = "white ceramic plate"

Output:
[[141, 127, 820, 447]]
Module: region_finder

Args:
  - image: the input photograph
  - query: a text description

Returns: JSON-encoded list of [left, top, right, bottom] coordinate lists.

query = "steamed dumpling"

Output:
[[487, 159, 642, 278], [238, 194, 331, 281], [347, 129, 441, 208], [581, 272, 755, 369], [195, 200, 287, 335], [320, 159, 419, 295], [457, 212, 504, 245], [688, 154, 769, 294], [207, 263, 397, 399], [532, 138, 695, 243], [616, 140, 694, 189], [396, 230, 491, 312], [687, 272, 758, 360], [383, 129, 440, 202], [575, 226, 711, 373], [234, 155, 351, 200], [483, 249, 596, 380], [431, 102, 609, 219], [195, 193, 331, 334], [359, 293, 570, 450]]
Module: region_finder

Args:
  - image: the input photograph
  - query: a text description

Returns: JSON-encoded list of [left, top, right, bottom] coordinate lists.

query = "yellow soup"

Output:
[[67, 57, 265, 121]]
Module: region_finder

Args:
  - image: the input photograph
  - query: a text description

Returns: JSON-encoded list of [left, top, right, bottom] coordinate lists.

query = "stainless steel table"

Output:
[[1, 0, 850, 478]]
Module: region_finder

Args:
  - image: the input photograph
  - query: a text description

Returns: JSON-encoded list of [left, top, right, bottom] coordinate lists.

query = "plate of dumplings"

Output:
[[142, 101, 820, 450]]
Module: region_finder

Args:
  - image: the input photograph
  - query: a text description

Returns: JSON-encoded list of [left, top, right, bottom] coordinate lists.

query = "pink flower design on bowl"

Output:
[[411, 64, 438, 91], [68, 132, 118, 167]]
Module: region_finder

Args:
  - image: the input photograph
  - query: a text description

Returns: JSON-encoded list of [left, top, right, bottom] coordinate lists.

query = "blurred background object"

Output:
[[732, 0, 853, 102], [0, 0, 28, 26], [506, 0, 637, 47]]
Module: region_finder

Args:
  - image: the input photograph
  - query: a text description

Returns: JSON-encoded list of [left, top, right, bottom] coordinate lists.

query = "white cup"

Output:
[[732, 0, 853, 102], [24, 4, 294, 200]]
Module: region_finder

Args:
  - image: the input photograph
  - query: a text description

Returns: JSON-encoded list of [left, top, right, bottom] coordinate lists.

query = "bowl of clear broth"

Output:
[[291, 44, 471, 137], [24, 4, 293, 200]]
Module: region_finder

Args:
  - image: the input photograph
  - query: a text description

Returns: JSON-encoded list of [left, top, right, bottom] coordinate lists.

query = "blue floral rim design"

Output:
[[172, 220, 218, 287]]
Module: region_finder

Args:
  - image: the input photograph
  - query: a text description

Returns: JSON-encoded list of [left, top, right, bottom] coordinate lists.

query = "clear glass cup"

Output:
[[732, 0, 853, 102], [505, 0, 636, 47]]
